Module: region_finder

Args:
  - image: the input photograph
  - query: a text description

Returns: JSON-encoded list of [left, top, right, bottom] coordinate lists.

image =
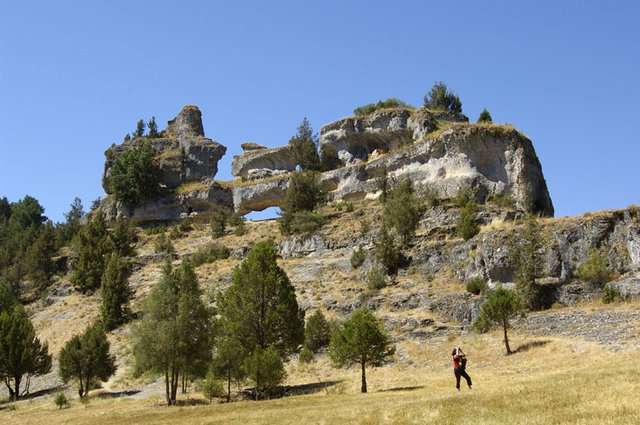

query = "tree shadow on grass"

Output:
[[240, 380, 341, 400], [513, 340, 550, 354], [94, 390, 142, 399], [0, 385, 67, 404], [380, 386, 425, 393]]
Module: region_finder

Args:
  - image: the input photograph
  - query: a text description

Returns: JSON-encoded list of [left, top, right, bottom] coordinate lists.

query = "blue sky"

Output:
[[1, 0, 638, 222]]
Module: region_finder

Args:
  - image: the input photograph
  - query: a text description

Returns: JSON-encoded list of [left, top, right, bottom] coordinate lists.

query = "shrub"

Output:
[[284, 170, 326, 213], [360, 219, 370, 235], [383, 178, 423, 246], [279, 210, 325, 235], [353, 98, 412, 116], [190, 244, 230, 267], [375, 226, 402, 275], [144, 225, 167, 235], [154, 233, 174, 254], [168, 226, 182, 240], [487, 193, 516, 208], [54, 392, 69, 409], [456, 202, 480, 240], [423, 81, 462, 113], [298, 346, 314, 364], [477, 108, 493, 123], [466, 276, 489, 295], [424, 187, 440, 208], [178, 217, 193, 233], [575, 248, 612, 285], [453, 185, 473, 207], [202, 368, 225, 402], [244, 346, 285, 393], [350, 244, 366, 269], [366, 263, 386, 290], [601, 285, 621, 304]]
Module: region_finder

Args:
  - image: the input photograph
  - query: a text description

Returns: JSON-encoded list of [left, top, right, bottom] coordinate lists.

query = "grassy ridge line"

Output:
[[4, 349, 639, 425]]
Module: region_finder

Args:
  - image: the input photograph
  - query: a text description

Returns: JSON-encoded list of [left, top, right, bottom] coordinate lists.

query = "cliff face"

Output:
[[97, 105, 553, 221]]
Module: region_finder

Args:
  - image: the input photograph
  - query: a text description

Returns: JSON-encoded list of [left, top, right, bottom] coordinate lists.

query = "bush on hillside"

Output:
[[423, 81, 462, 113], [353, 98, 412, 116]]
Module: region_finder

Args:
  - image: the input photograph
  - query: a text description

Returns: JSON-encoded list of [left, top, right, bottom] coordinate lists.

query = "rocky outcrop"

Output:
[[99, 179, 232, 222], [319, 108, 469, 169], [231, 144, 295, 180], [102, 105, 226, 193], [232, 176, 290, 215]]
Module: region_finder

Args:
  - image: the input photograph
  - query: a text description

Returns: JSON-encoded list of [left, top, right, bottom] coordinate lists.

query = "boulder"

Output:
[[231, 144, 295, 179]]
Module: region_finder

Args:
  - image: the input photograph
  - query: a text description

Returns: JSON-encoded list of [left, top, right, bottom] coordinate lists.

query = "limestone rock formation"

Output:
[[319, 108, 469, 169], [102, 105, 226, 193], [231, 144, 295, 179], [232, 176, 289, 215]]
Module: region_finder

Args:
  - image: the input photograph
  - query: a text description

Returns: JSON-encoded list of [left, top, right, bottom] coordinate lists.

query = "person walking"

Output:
[[452, 347, 472, 390]]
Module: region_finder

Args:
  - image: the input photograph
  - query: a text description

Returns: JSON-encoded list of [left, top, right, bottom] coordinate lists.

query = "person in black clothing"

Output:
[[452, 347, 472, 390]]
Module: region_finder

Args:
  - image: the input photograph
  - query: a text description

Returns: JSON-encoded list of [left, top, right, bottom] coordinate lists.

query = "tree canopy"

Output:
[[329, 308, 395, 393], [108, 140, 162, 204], [58, 322, 116, 397], [423, 81, 462, 113], [474, 287, 524, 355], [288, 118, 322, 171], [133, 258, 212, 405], [0, 305, 52, 400]]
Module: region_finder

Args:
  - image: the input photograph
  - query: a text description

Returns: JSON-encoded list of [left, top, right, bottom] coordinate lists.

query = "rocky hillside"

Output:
[[96, 105, 553, 221]]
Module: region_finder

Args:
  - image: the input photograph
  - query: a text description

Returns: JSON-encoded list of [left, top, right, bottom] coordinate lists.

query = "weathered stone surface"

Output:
[[318, 124, 553, 215], [319, 108, 414, 168], [231, 145, 295, 179], [241, 142, 267, 152], [98, 180, 232, 222], [166, 105, 204, 138], [102, 105, 226, 192], [231, 176, 289, 215]]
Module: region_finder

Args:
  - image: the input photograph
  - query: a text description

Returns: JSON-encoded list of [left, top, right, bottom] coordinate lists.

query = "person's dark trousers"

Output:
[[454, 366, 472, 389]]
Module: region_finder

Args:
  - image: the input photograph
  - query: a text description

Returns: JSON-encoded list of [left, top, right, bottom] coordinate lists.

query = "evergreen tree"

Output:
[[289, 118, 322, 171], [474, 287, 524, 355], [478, 108, 493, 123], [0, 281, 15, 314], [210, 207, 228, 239], [134, 119, 145, 137], [124, 133, 131, 142], [375, 225, 402, 275], [211, 337, 246, 402], [58, 322, 116, 397], [217, 240, 304, 360], [0, 197, 10, 221], [456, 202, 480, 240], [423, 81, 462, 113], [0, 305, 52, 400], [509, 213, 546, 309], [133, 258, 212, 405], [383, 178, 422, 246], [329, 308, 395, 393], [99, 253, 132, 331], [108, 140, 161, 204], [147, 116, 158, 137], [111, 214, 137, 257], [70, 210, 114, 293], [283, 170, 325, 214], [304, 310, 331, 353], [25, 220, 58, 291], [58, 197, 84, 245], [244, 345, 285, 397]]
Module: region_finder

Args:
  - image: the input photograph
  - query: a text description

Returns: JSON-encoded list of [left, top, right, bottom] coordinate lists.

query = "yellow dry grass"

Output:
[[3, 333, 639, 424]]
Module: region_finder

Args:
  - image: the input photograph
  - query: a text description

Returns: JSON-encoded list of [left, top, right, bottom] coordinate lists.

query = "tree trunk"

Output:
[[165, 370, 171, 405], [503, 318, 511, 355], [78, 372, 84, 398], [361, 359, 367, 393], [14, 377, 21, 401], [227, 370, 232, 402]]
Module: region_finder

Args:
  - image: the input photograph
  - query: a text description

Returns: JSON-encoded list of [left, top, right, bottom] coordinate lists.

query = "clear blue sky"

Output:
[[1, 0, 638, 222]]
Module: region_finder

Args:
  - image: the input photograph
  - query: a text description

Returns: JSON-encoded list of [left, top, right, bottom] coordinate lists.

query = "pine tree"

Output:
[[304, 310, 331, 353], [423, 81, 462, 113], [478, 108, 493, 123], [59, 197, 84, 245], [0, 305, 52, 400], [210, 207, 228, 239], [134, 119, 145, 137], [217, 241, 304, 359], [244, 345, 285, 397], [147, 116, 158, 137], [474, 287, 524, 355], [329, 308, 395, 393], [508, 213, 547, 309], [289, 118, 322, 171], [456, 202, 480, 240], [70, 210, 114, 293], [211, 337, 246, 402], [25, 220, 58, 291], [99, 253, 132, 331], [111, 214, 136, 257], [133, 258, 212, 405], [383, 178, 422, 246], [58, 322, 116, 397], [375, 225, 401, 275]]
